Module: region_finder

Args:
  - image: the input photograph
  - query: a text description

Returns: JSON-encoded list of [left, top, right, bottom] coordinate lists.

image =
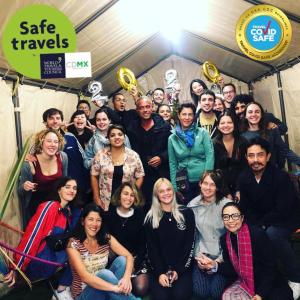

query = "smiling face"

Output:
[[223, 85, 236, 103], [95, 111, 110, 131], [42, 132, 59, 156], [73, 113, 87, 130], [245, 103, 262, 126], [46, 113, 63, 130], [200, 174, 217, 201], [156, 182, 174, 207], [119, 185, 135, 210], [178, 107, 194, 129], [222, 205, 244, 234], [58, 179, 77, 203], [218, 115, 234, 135], [152, 89, 164, 104], [108, 128, 125, 148], [137, 98, 152, 120], [199, 94, 214, 113], [235, 101, 247, 119], [192, 82, 204, 96], [213, 98, 224, 112], [83, 211, 102, 238], [158, 105, 171, 121]]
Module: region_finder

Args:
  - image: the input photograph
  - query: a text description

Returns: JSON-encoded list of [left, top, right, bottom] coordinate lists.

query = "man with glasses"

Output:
[[126, 96, 171, 210], [222, 83, 236, 109], [238, 137, 300, 299]]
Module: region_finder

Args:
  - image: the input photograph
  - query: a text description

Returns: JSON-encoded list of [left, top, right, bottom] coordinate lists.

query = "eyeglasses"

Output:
[[222, 213, 241, 221]]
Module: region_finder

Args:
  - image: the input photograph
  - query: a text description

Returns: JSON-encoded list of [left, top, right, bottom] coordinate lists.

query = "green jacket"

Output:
[[168, 127, 214, 190]]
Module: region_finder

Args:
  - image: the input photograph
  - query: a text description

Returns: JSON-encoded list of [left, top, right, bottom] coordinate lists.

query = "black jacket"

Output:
[[219, 225, 293, 299], [238, 164, 300, 230], [126, 113, 171, 179], [213, 134, 248, 194]]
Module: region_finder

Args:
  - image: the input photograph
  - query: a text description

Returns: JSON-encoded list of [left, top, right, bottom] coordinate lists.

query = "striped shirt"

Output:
[[69, 238, 110, 298]]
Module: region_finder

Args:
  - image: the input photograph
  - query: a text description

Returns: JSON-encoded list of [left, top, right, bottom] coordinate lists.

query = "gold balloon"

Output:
[[117, 67, 137, 91], [202, 61, 221, 84]]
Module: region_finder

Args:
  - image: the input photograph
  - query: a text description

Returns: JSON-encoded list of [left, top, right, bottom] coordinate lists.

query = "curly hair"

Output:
[[33, 129, 65, 154]]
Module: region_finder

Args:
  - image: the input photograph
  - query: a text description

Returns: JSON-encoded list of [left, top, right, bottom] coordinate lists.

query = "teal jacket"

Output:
[[168, 127, 214, 190]]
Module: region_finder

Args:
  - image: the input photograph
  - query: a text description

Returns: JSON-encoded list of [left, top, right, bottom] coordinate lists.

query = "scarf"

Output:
[[175, 122, 196, 148], [226, 223, 255, 297]]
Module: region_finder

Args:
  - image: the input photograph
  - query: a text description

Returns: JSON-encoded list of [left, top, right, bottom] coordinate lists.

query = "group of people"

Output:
[[3, 79, 300, 300]]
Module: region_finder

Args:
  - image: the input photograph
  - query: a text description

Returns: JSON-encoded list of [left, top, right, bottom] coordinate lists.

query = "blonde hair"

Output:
[[111, 182, 144, 207], [33, 129, 65, 154], [144, 178, 185, 229]]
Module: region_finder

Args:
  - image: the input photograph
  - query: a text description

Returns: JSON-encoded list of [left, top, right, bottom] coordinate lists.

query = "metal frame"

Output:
[[243, 0, 300, 24]]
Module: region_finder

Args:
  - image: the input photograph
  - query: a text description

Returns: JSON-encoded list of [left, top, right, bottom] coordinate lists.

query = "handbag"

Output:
[[176, 168, 190, 193], [45, 232, 72, 252]]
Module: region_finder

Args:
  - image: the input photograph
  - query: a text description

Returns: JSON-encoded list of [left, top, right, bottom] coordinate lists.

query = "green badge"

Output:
[[2, 4, 76, 79]]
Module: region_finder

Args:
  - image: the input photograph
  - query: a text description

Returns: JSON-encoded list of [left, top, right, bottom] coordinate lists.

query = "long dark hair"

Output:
[[215, 109, 239, 139], [51, 176, 81, 207], [71, 203, 110, 245], [241, 101, 267, 138], [189, 79, 208, 107]]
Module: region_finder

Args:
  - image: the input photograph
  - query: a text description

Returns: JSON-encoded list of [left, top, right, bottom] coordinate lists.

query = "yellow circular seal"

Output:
[[236, 4, 292, 61]]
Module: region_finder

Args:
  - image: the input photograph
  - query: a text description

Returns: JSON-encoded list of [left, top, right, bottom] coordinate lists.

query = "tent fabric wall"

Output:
[[0, 78, 21, 248], [18, 85, 78, 141], [117, 55, 249, 109], [252, 66, 300, 155]]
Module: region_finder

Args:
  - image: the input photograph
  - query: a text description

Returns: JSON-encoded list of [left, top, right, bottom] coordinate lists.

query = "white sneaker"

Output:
[[288, 280, 300, 300], [51, 287, 73, 300]]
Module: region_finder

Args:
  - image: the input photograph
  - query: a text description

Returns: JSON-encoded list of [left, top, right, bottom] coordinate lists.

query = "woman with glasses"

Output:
[[91, 124, 144, 211], [84, 107, 131, 169], [200, 202, 293, 300], [187, 170, 231, 300], [168, 103, 214, 204]]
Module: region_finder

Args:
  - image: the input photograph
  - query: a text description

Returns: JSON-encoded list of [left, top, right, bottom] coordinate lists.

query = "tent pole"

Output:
[[12, 81, 23, 156], [248, 83, 253, 95]]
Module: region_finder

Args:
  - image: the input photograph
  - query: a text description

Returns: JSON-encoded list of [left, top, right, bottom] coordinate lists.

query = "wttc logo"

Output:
[[65, 52, 91, 78]]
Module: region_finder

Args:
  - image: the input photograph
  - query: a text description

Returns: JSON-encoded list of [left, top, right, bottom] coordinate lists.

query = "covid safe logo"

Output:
[[236, 5, 292, 61]]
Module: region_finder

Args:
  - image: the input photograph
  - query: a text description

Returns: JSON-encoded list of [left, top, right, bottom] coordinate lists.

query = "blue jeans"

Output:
[[265, 226, 300, 282], [77, 256, 140, 300]]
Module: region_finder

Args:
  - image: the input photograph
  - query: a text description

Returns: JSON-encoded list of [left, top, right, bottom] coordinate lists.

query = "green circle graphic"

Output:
[[2, 4, 76, 79]]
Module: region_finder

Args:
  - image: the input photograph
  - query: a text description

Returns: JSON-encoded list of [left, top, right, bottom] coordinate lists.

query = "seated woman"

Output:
[[91, 124, 144, 211], [104, 182, 149, 297], [168, 103, 214, 203], [201, 202, 294, 300], [66, 203, 140, 300], [67, 110, 94, 149], [144, 178, 195, 300], [187, 170, 231, 300], [213, 110, 248, 198], [189, 79, 208, 112], [157, 104, 175, 128], [241, 102, 300, 168], [18, 129, 68, 226], [84, 108, 131, 169], [4, 177, 81, 299]]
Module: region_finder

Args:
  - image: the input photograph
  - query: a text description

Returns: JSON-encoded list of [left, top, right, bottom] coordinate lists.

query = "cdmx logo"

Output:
[[66, 61, 89, 68]]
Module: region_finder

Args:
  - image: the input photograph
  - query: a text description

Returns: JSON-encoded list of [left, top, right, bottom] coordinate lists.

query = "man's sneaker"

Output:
[[288, 280, 300, 300], [51, 287, 73, 300]]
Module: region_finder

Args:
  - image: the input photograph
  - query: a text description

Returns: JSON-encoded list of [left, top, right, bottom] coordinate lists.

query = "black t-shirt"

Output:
[[111, 165, 123, 197]]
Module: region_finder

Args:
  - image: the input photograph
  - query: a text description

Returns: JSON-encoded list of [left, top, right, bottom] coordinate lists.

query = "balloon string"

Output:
[[0, 247, 32, 289], [0, 221, 24, 235], [0, 240, 64, 267]]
